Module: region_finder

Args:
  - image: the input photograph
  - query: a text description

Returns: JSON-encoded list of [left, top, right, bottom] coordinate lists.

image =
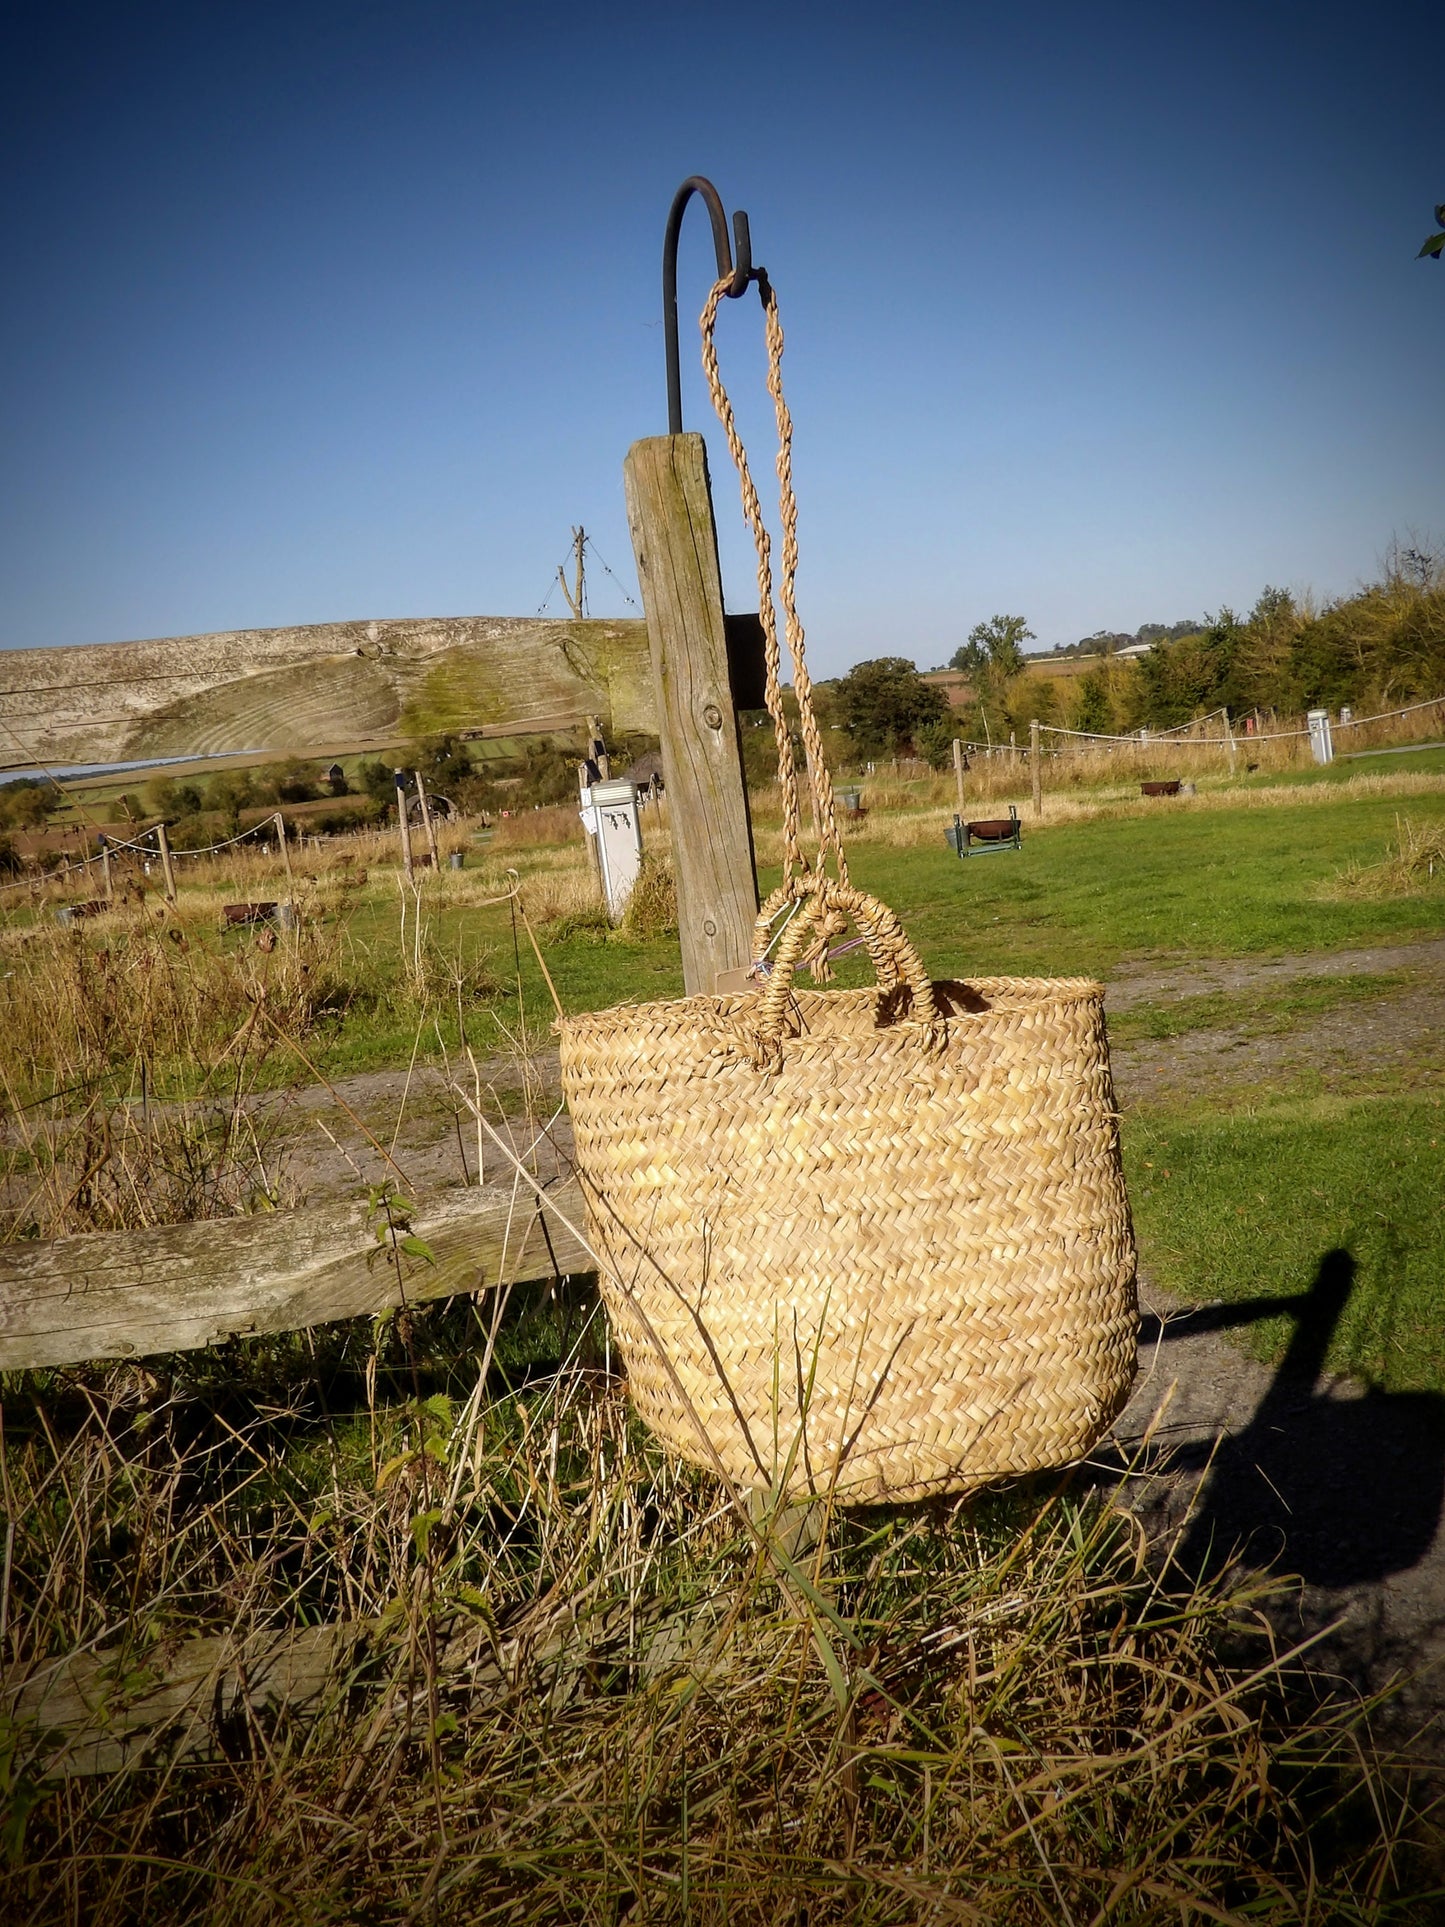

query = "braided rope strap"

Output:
[[740, 880, 939, 1070], [700, 271, 851, 977]]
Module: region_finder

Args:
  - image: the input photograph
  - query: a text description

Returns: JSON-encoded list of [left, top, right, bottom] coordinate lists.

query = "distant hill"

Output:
[[0, 615, 654, 771]]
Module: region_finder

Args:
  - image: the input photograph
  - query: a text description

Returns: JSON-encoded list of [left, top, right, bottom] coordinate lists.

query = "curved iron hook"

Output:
[[663, 175, 756, 435]]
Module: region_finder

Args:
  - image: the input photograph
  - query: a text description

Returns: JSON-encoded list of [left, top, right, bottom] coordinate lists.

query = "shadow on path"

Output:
[[1143, 1250, 1445, 1589]]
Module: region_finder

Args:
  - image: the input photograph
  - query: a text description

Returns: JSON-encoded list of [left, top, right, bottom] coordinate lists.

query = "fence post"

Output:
[[394, 772, 414, 881], [1030, 719, 1042, 819], [952, 735, 966, 817], [623, 433, 758, 994], [414, 772, 440, 869], [98, 837, 113, 903], [274, 812, 294, 899], [155, 821, 177, 903], [1222, 711, 1237, 775]]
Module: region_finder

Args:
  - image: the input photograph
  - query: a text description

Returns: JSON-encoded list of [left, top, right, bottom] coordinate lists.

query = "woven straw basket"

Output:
[[559, 886, 1137, 1505]]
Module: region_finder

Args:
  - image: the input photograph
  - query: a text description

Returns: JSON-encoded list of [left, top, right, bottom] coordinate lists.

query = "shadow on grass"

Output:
[[1141, 1249, 1445, 1589]]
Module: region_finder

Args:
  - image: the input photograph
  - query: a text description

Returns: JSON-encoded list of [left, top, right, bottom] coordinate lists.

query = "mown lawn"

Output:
[[1124, 1091, 1445, 1394], [318, 785, 1445, 1075]]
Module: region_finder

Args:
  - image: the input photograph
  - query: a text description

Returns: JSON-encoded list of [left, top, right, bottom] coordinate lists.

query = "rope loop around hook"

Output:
[[699, 271, 851, 938]]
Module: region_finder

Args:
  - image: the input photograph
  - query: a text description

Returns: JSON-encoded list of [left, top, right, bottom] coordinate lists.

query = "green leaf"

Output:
[[1419, 232, 1445, 260], [411, 1507, 443, 1557], [398, 1234, 435, 1263], [376, 1451, 412, 1490]]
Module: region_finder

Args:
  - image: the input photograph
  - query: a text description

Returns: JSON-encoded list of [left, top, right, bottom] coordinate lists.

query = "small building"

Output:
[[619, 748, 665, 804], [326, 763, 348, 795], [404, 792, 455, 823]]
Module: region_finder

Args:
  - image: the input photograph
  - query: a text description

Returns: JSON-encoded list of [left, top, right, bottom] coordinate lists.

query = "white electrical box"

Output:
[[1307, 708, 1334, 765], [580, 778, 643, 919]]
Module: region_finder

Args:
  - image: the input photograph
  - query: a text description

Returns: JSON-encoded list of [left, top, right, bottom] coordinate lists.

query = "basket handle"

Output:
[[745, 882, 938, 1055]]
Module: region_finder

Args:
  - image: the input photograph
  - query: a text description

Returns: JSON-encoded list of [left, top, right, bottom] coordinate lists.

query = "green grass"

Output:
[[282, 788, 1445, 1076], [1108, 970, 1412, 1045], [842, 796, 1445, 982], [1124, 1091, 1445, 1392], [1243, 743, 1445, 787]]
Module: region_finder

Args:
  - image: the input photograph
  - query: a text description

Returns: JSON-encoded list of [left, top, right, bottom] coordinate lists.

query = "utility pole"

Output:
[[558, 526, 587, 620]]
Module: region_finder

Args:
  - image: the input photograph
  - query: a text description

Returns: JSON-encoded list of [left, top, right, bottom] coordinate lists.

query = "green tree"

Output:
[[951, 614, 1035, 687], [1073, 670, 1113, 735], [413, 735, 475, 798], [357, 759, 399, 806], [0, 779, 56, 830], [914, 718, 960, 769], [835, 657, 949, 757]]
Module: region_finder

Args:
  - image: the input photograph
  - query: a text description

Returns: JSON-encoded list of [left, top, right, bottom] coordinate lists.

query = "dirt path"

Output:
[[1112, 1279, 1445, 1745], [1108, 936, 1445, 1106]]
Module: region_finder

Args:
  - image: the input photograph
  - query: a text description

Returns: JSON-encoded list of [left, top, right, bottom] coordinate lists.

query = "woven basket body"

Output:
[[559, 975, 1137, 1504]]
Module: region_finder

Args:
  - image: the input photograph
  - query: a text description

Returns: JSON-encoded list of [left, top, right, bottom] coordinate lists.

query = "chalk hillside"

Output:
[[0, 614, 655, 770]]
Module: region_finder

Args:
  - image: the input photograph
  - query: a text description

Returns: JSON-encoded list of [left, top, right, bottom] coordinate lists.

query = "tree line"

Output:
[[828, 548, 1445, 757]]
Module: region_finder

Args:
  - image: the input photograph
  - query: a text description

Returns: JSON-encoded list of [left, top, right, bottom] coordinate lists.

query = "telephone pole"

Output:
[[557, 526, 587, 619]]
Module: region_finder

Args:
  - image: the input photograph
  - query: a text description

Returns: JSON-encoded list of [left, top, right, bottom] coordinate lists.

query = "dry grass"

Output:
[[0, 906, 360, 1240], [492, 805, 587, 850], [0, 1340, 1434, 1923], [620, 851, 678, 939], [1331, 815, 1445, 899]]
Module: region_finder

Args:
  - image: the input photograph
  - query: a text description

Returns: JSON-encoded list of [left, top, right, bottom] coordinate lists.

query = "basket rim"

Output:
[[558, 973, 1105, 1040]]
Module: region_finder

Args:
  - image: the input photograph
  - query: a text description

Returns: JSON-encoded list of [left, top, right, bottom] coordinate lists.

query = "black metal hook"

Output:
[[663, 175, 756, 435]]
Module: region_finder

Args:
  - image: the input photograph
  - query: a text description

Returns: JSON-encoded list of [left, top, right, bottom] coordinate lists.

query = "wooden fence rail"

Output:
[[0, 1178, 589, 1372]]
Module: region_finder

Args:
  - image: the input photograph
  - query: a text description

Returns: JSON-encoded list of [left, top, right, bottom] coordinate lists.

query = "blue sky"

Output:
[[1, 0, 1441, 673]]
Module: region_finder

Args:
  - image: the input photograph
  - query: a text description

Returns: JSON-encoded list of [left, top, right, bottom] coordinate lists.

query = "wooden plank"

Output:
[[623, 434, 758, 994], [0, 1178, 589, 1371]]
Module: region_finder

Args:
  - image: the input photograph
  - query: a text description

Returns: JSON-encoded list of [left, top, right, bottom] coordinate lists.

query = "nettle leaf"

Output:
[[1420, 231, 1445, 261], [411, 1507, 444, 1556], [376, 1451, 413, 1491], [398, 1235, 435, 1263]]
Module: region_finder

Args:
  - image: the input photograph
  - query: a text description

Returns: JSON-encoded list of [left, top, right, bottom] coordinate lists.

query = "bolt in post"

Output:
[[395, 772, 414, 880], [156, 821, 177, 903]]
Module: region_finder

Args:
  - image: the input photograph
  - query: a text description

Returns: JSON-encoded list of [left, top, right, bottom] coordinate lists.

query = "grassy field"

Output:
[[4, 766, 1445, 1918]]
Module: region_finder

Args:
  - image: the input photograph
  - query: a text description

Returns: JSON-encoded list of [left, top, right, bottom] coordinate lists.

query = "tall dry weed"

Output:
[[0, 1344, 1433, 1923]]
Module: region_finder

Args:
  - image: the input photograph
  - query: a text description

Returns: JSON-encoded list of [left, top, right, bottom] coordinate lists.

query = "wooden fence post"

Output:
[[414, 773, 440, 869], [1030, 719, 1042, 819], [274, 812, 294, 898], [98, 837, 113, 903], [155, 821, 177, 903], [952, 735, 966, 817], [623, 433, 758, 993], [394, 772, 414, 881]]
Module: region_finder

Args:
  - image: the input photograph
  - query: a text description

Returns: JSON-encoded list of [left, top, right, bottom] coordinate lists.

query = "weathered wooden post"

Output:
[[621, 178, 766, 995], [625, 435, 758, 991], [98, 835, 113, 903], [155, 821, 177, 903], [274, 811, 294, 899], [952, 735, 966, 816], [414, 772, 440, 869], [394, 771, 414, 881], [1030, 719, 1042, 819]]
